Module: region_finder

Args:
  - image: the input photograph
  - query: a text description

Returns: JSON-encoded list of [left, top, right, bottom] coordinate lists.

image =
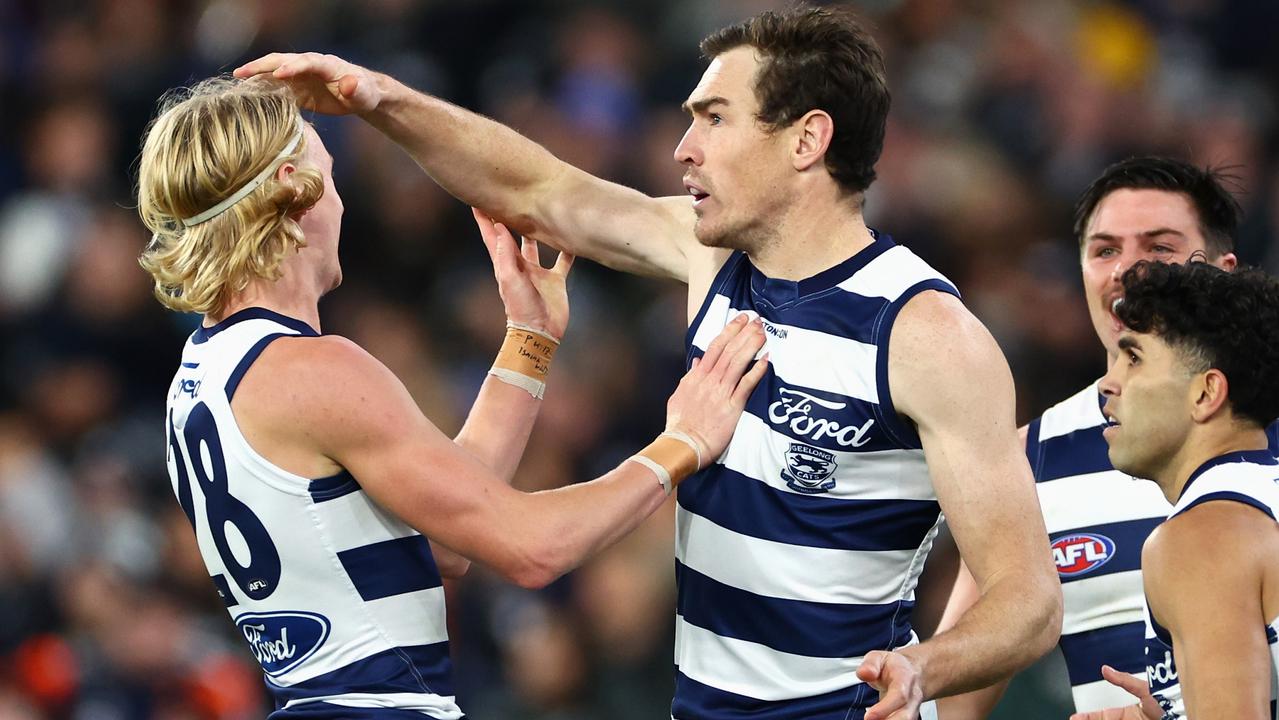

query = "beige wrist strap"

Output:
[[489, 323, 559, 399], [629, 431, 704, 495]]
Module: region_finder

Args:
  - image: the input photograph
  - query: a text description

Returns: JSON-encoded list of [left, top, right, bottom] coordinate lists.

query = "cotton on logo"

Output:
[[1051, 533, 1115, 578]]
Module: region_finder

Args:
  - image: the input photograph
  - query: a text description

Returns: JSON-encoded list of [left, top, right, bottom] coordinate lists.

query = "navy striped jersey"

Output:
[[675, 233, 954, 720], [1144, 450, 1279, 719], [164, 308, 461, 719], [1027, 384, 1279, 712]]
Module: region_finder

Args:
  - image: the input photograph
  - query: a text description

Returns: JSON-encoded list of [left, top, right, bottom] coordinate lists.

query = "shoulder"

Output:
[[889, 291, 1005, 385], [1145, 501, 1276, 591]]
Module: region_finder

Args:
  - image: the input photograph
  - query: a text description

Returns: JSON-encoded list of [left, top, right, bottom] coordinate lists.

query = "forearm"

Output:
[[362, 74, 562, 233], [904, 569, 1060, 699], [501, 459, 670, 588], [454, 375, 540, 484]]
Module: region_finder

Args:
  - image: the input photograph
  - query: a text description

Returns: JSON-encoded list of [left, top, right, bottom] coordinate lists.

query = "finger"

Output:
[[698, 314, 749, 374], [234, 53, 291, 78], [272, 53, 332, 80], [472, 212, 502, 264], [690, 357, 701, 371], [520, 236, 541, 267], [731, 353, 770, 406], [855, 651, 885, 684], [709, 318, 764, 383], [337, 73, 360, 101], [552, 251, 575, 277], [863, 685, 905, 720], [1100, 665, 1146, 695]]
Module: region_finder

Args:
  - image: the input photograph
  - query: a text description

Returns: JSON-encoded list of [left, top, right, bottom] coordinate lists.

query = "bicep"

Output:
[[532, 169, 704, 282], [888, 295, 1047, 586]]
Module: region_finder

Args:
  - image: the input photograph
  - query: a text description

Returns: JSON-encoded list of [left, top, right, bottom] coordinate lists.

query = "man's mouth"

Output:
[[684, 179, 710, 207]]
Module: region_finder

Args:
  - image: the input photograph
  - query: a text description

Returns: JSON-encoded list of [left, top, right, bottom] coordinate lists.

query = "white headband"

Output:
[[180, 129, 304, 227]]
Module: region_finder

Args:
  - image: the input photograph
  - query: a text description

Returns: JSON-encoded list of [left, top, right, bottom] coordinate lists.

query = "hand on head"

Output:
[[235, 52, 382, 115]]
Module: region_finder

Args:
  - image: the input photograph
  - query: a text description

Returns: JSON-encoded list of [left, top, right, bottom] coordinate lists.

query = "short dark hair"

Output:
[[1116, 261, 1279, 428], [700, 4, 889, 195], [1073, 156, 1243, 257]]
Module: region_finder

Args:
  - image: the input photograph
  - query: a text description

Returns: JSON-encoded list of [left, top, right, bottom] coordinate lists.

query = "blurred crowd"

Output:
[[0, 0, 1276, 718]]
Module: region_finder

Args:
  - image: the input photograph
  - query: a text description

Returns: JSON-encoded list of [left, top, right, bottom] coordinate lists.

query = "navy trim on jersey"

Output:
[[267, 641, 453, 704], [677, 561, 914, 659], [1025, 417, 1043, 475], [270, 705, 464, 720], [1034, 422, 1113, 483], [872, 279, 962, 449], [1052, 516, 1162, 584], [1059, 622, 1146, 686], [677, 464, 941, 552], [309, 470, 362, 503], [1269, 423, 1279, 452], [192, 307, 319, 345], [226, 333, 289, 400], [1180, 491, 1277, 521], [685, 253, 749, 354], [337, 536, 443, 602], [211, 573, 238, 608], [181, 361, 200, 368], [747, 233, 894, 310], [673, 670, 874, 720], [1178, 450, 1279, 502]]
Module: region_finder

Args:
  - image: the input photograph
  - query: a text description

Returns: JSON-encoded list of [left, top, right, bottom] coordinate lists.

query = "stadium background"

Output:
[[0, 0, 1277, 717]]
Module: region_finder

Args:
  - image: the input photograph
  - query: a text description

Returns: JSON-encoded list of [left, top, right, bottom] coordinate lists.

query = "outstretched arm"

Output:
[[234, 53, 717, 285], [248, 312, 767, 589], [857, 292, 1062, 719]]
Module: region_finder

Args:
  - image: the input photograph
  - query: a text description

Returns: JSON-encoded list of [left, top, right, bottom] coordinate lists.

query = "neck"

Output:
[[1159, 424, 1271, 503], [746, 187, 875, 280], [208, 271, 323, 332]]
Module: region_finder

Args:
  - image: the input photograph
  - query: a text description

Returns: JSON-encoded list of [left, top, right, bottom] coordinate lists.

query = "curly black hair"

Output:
[[1116, 261, 1279, 428], [1073, 156, 1243, 257]]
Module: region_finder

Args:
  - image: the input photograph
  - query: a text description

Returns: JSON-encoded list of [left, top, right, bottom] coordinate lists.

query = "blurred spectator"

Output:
[[0, 1, 1275, 717]]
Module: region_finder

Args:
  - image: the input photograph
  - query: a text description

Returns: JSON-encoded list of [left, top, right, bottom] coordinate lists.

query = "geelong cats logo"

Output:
[[782, 443, 838, 494]]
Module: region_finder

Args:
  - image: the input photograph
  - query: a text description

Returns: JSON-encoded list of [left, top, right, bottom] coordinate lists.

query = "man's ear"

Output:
[[792, 109, 833, 173]]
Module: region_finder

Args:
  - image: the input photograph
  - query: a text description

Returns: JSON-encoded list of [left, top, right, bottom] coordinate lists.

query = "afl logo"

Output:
[[782, 443, 838, 494], [1051, 533, 1115, 577]]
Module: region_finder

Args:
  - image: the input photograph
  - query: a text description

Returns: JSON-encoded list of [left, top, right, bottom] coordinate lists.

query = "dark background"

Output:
[[1, 0, 1276, 717]]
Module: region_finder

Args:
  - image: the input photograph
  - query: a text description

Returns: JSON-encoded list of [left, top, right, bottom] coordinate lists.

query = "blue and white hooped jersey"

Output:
[[164, 308, 461, 719], [674, 233, 954, 720], [1026, 382, 1170, 711], [1144, 450, 1279, 719], [1027, 384, 1279, 713]]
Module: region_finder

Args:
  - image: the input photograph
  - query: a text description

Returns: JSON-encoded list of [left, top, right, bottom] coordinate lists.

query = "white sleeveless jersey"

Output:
[[1026, 382, 1171, 711], [164, 308, 462, 719], [1029, 384, 1279, 713], [675, 234, 951, 720], [1144, 450, 1279, 720]]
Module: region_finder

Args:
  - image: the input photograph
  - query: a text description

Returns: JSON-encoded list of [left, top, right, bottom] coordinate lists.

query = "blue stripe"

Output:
[[872, 279, 961, 449], [270, 705, 464, 719], [677, 561, 913, 658], [1025, 417, 1043, 477], [1052, 516, 1162, 584], [673, 670, 873, 719], [181, 361, 200, 368], [1180, 491, 1276, 521], [1268, 421, 1279, 453], [749, 232, 896, 307], [309, 470, 362, 503], [192, 306, 319, 344], [1178, 449, 1279, 501], [337, 535, 442, 602], [678, 464, 941, 551], [685, 253, 749, 351], [225, 333, 287, 400], [211, 573, 238, 608], [1058, 622, 1145, 686], [737, 371, 901, 454], [1036, 423, 1113, 482], [267, 642, 454, 705]]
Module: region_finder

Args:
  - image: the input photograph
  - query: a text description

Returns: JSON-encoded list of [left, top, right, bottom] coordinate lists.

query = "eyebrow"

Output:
[[1086, 228, 1188, 243], [681, 96, 729, 115], [1117, 335, 1141, 352]]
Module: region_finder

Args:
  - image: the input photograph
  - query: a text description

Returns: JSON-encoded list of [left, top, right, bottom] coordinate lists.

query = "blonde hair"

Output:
[[137, 77, 325, 315]]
